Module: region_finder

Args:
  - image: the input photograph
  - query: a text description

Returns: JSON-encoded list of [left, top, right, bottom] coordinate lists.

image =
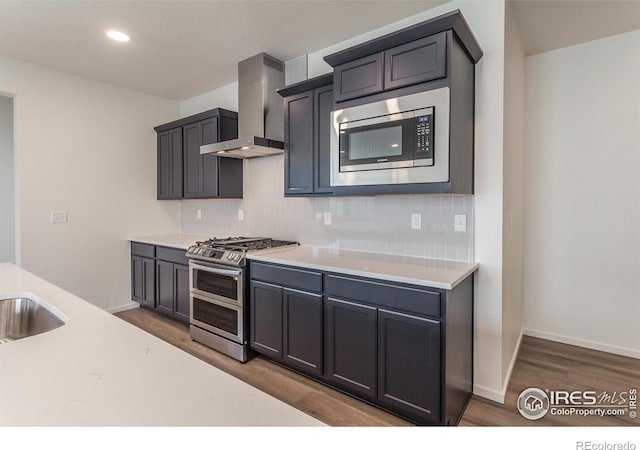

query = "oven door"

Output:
[[189, 261, 243, 307], [191, 294, 243, 343]]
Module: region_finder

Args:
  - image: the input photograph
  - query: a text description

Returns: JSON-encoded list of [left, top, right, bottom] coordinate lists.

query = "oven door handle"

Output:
[[189, 262, 241, 278]]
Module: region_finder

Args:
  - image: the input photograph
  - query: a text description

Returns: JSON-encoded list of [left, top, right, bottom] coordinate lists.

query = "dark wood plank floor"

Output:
[[115, 307, 640, 426]]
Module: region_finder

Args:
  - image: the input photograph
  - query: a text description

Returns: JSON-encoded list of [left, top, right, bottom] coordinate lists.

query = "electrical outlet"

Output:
[[51, 211, 67, 224], [196, 209, 202, 220], [238, 209, 244, 221], [454, 214, 467, 232], [411, 213, 421, 230], [324, 212, 332, 226]]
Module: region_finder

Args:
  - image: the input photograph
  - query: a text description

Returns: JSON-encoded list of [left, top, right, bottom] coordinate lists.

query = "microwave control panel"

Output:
[[415, 113, 434, 164]]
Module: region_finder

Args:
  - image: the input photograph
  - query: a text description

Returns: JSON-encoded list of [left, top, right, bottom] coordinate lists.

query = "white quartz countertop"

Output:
[[129, 233, 210, 250], [248, 245, 478, 290], [0, 263, 324, 426]]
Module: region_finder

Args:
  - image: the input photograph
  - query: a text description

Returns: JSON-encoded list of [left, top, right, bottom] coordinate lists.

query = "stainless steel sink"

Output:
[[0, 295, 67, 343]]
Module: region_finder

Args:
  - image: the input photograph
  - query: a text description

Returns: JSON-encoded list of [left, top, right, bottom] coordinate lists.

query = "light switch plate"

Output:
[[454, 214, 467, 232], [196, 209, 202, 220], [324, 212, 332, 226], [238, 209, 244, 221], [51, 211, 67, 224]]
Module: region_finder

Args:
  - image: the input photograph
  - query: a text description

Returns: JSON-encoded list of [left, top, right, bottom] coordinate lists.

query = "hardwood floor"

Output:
[[115, 308, 640, 427]]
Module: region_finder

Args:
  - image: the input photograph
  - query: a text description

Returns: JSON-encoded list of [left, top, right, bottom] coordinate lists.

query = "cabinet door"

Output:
[[131, 255, 143, 302], [333, 53, 384, 102], [182, 122, 200, 198], [284, 91, 314, 195], [325, 297, 377, 398], [141, 257, 156, 309], [157, 131, 171, 199], [378, 309, 441, 423], [174, 264, 190, 323], [283, 288, 323, 375], [199, 117, 219, 198], [168, 127, 183, 198], [156, 260, 174, 316], [384, 33, 446, 90], [250, 281, 283, 359], [314, 85, 334, 194]]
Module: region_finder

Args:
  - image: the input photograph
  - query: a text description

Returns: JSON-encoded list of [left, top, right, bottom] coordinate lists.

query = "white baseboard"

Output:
[[106, 302, 140, 314], [473, 384, 505, 404], [523, 328, 640, 360]]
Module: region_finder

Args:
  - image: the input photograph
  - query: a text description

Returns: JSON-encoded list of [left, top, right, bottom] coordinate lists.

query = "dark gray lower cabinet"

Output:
[[378, 309, 441, 423], [249, 281, 283, 359], [248, 260, 474, 426], [156, 260, 175, 316], [156, 260, 189, 322], [283, 288, 323, 375], [131, 255, 155, 309], [325, 297, 377, 399], [131, 242, 189, 324]]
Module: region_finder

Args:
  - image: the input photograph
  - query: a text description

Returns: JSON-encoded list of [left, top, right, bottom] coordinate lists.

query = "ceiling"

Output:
[[3, 1, 639, 101], [511, 0, 640, 55], [0, 0, 447, 100]]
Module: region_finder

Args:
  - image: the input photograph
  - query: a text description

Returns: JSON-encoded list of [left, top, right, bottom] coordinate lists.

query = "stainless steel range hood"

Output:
[[201, 53, 285, 158]]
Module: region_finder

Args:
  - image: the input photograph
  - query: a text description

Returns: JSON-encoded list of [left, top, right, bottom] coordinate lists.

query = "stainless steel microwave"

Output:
[[330, 87, 450, 187]]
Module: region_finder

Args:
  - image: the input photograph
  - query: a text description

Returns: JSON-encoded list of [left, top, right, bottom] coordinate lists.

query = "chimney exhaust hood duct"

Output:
[[201, 53, 285, 158]]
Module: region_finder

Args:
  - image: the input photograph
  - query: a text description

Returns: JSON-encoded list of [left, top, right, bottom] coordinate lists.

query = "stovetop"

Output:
[[186, 237, 298, 267]]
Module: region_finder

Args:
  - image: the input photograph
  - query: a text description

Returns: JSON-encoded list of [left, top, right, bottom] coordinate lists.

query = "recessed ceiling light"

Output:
[[106, 30, 130, 42]]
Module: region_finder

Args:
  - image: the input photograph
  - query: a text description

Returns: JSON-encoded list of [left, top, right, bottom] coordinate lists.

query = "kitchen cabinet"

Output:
[[248, 259, 474, 426], [157, 127, 183, 199], [325, 297, 377, 398], [249, 280, 283, 359], [278, 74, 333, 196], [131, 242, 155, 309], [377, 309, 441, 423], [154, 108, 242, 200], [130, 242, 190, 324], [250, 263, 324, 375], [318, 10, 482, 195], [331, 33, 446, 103]]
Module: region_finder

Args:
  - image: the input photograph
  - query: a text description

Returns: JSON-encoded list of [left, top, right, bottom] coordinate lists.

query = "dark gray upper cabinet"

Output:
[[333, 53, 383, 103], [384, 33, 446, 91], [154, 108, 241, 200], [157, 127, 183, 199], [279, 74, 334, 197]]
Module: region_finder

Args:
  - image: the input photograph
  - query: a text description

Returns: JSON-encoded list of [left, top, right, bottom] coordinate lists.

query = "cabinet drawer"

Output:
[[384, 33, 447, 90], [333, 53, 384, 102], [250, 262, 322, 293], [156, 246, 189, 265], [326, 274, 441, 318], [131, 242, 155, 258]]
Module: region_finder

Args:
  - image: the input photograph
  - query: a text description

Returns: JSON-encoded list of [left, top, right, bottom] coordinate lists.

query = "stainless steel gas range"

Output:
[[186, 237, 298, 362]]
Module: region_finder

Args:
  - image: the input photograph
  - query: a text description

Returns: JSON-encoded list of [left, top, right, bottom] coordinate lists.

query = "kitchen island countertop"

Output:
[[0, 263, 325, 426]]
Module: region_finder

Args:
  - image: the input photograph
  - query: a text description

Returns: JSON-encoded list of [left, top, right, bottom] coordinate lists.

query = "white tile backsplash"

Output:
[[180, 155, 474, 261]]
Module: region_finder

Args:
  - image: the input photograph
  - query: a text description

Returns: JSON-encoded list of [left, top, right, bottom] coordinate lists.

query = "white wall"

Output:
[[501, 2, 525, 383], [179, 82, 238, 118], [180, 1, 509, 401], [523, 30, 640, 358], [0, 95, 15, 263], [0, 56, 180, 311]]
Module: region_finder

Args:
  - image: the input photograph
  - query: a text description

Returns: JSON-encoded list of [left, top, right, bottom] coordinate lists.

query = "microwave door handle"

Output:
[[190, 263, 241, 278]]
